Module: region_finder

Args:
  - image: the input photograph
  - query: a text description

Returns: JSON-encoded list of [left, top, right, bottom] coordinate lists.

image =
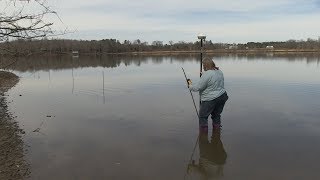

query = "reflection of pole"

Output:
[[33, 66, 36, 79], [48, 70, 51, 82], [72, 58, 75, 94], [72, 68, 74, 94], [102, 71, 105, 104]]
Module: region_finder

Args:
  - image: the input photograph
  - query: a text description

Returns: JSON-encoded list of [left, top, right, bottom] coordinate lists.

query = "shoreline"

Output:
[[118, 49, 320, 55], [1, 49, 320, 57], [0, 71, 30, 180]]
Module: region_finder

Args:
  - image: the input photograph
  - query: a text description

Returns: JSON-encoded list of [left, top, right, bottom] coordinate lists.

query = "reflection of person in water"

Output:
[[188, 129, 227, 180]]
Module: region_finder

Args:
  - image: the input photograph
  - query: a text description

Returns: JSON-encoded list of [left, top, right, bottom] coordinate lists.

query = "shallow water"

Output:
[[5, 54, 320, 180]]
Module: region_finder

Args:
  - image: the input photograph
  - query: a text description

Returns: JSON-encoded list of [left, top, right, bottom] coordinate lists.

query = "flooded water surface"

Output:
[[6, 54, 320, 180]]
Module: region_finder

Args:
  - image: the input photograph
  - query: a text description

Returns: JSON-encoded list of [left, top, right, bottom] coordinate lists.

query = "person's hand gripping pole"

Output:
[[187, 79, 192, 88]]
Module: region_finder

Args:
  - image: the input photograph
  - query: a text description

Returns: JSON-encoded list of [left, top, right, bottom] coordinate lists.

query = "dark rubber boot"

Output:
[[199, 126, 208, 135], [213, 123, 221, 130]]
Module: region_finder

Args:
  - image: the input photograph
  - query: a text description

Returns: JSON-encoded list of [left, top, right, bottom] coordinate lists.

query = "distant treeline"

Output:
[[1, 53, 319, 72], [1, 38, 320, 55]]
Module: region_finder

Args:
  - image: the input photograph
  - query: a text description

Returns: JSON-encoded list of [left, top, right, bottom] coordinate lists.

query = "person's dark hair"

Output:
[[203, 58, 219, 70]]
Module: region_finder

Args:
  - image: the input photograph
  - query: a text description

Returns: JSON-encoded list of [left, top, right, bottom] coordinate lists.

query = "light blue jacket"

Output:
[[189, 69, 226, 101]]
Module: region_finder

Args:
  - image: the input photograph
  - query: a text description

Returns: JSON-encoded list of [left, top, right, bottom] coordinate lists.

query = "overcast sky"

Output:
[[6, 0, 320, 43]]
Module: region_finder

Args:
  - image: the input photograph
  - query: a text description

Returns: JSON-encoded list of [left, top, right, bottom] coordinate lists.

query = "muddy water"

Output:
[[5, 54, 320, 180]]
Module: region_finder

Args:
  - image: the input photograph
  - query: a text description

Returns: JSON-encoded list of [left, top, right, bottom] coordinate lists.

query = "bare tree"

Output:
[[0, 0, 59, 42], [0, 0, 62, 68]]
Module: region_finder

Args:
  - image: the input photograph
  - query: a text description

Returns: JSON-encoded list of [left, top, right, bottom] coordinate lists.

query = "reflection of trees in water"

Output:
[[1, 53, 319, 72], [215, 53, 320, 63], [0, 54, 200, 72]]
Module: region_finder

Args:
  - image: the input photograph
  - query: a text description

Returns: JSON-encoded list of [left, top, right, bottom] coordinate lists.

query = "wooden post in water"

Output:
[[72, 68, 74, 94], [102, 71, 105, 104]]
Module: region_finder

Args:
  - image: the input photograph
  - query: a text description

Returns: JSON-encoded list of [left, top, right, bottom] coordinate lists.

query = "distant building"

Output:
[[72, 50, 79, 54], [266, 46, 274, 50], [72, 50, 79, 58], [228, 45, 238, 50]]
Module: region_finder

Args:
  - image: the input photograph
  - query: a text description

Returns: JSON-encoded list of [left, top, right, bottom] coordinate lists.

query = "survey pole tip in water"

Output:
[[197, 33, 206, 77]]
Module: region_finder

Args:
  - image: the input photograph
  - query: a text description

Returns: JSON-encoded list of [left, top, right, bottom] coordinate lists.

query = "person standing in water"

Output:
[[187, 58, 228, 133]]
